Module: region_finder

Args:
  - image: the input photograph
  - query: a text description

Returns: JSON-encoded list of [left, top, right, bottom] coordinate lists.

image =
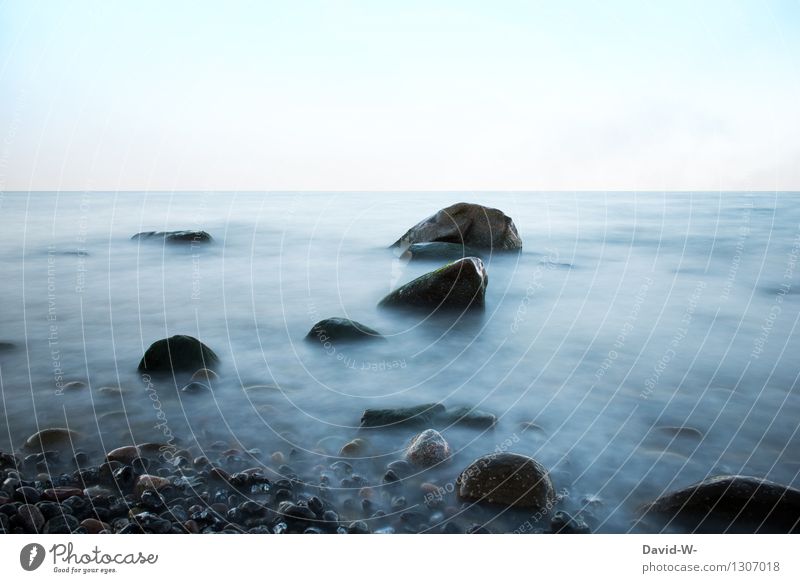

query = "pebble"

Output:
[[17, 503, 45, 532]]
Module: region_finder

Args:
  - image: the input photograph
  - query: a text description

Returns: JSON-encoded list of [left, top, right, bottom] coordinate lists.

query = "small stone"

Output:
[[80, 518, 109, 534], [134, 474, 170, 497], [17, 504, 45, 532], [44, 514, 79, 534], [550, 510, 590, 534], [339, 438, 368, 457], [61, 381, 87, 391], [42, 488, 84, 502], [271, 451, 285, 465], [405, 429, 450, 468], [347, 520, 369, 534]]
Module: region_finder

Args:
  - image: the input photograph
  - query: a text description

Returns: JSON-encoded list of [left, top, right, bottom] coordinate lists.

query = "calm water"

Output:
[[1, 191, 799, 532]]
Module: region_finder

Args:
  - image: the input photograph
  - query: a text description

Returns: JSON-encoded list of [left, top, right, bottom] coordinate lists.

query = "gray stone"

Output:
[[391, 202, 522, 250], [456, 452, 556, 510], [305, 318, 385, 344], [379, 257, 487, 311], [132, 230, 212, 244], [138, 335, 218, 373]]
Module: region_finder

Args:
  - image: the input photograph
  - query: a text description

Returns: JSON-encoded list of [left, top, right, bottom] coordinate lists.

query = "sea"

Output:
[[1, 191, 799, 532]]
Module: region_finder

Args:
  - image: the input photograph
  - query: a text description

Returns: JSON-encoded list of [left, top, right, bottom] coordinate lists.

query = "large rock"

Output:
[[24, 428, 80, 451], [132, 230, 212, 244], [138, 335, 218, 373], [405, 429, 451, 468], [378, 257, 488, 311], [305, 318, 385, 345], [360, 403, 496, 429], [456, 452, 556, 510], [361, 403, 446, 428], [638, 475, 800, 533], [391, 203, 522, 251]]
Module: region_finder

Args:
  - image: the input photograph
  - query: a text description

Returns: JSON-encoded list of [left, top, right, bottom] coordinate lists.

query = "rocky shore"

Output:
[[3, 203, 798, 535]]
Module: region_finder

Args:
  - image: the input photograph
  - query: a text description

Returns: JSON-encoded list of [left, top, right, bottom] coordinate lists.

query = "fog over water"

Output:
[[1, 191, 799, 532]]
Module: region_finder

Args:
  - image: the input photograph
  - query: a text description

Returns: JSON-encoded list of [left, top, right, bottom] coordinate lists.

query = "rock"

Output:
[[106, 443, 164, 464], [42, 488, 84, 502], [456, 452, 556, 510], [0, 341, 15, 351], [17, 504, 45, 532], [138, 335, 219, 373], [404, 242, 483, 262], [97, 386, 125, 396], [378, 257, 488, 311], [519, 421, 547, 435], [360, 403, 446, 428], [134, 474, 171, 497], [305, 318, 385, 344], [80, 518, 109, 534], [405, 429, 451, 468], [440, 406, 496, 428], [24, 428, 80, 451], [61, 381, 87, 391], [550, 510, 590, 534], [638, 475, 800, 533], [391, 202, 522, 251], [339, 439, 368, 457], [44, 514, 79, 534], [132, 230, 212, 244]]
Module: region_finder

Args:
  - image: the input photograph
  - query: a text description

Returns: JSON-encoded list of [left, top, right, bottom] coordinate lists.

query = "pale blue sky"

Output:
[[0, 0, 798, 190]]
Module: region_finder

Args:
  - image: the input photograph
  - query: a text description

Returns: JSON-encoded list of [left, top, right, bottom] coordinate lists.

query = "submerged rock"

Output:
[[138, 335, 218, 373], [391, 202, 522, 251], [0, 341, 15, 351], [404, 242, 483, 262], [378, 257, 488, 311], [360, 403, 446, 428], [24, 428, 80, 451], [440, 406, 496, 428], [405, 429, 451, 468], [638, 475, 800, 533], [456, 452, 556, 510], [132, 230, 212, 244], [305, 318, 385, 344]]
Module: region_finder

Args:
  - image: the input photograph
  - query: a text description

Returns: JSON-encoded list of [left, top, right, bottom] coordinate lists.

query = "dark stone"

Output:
[[550, 510, 590, 534], [17, 503, 45, 532], [391, 202, 522, 251], [14, 486, 41, 504], [138, 335, 219, 373], [638, 475, 800, 533], [361, 403, 446, 428], [44, 514, 79, 534], [347, 520, 369, 534], [404, 242, 483, 262], [132, 230, 212, 244], [456, 452, 556, 510], [440, 406, 497, 428], [305, 318, 385, 344], [466, 523, 491, 534], [378, 257, 488, 312]]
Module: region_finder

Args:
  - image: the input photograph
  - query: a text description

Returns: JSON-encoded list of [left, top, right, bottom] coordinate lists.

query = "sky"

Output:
[[0, 0, 798, 191]]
